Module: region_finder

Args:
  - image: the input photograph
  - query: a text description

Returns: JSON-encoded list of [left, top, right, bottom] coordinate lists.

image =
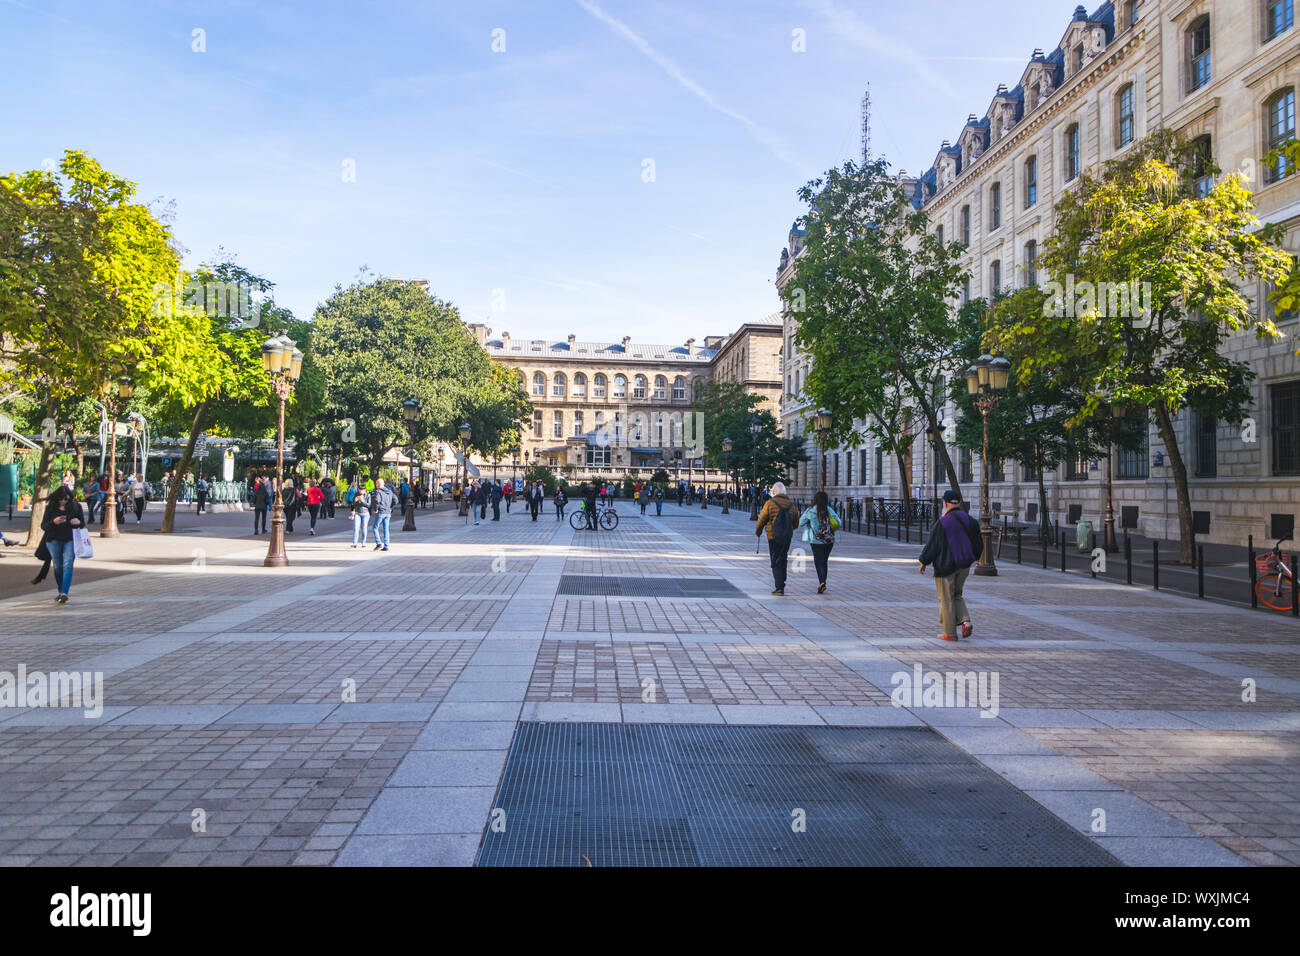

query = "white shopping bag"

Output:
[[72, 527, 94, 559]]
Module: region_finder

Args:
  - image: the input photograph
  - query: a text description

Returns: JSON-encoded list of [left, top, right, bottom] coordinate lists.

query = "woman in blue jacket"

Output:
[[797, 491, 841, 594]]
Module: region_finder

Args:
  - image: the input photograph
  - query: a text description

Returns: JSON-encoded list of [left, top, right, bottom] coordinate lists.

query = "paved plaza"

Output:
[[0, 503, 1297, 867]]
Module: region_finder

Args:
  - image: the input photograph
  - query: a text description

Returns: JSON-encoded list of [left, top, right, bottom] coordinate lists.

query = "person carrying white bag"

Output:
[[41, 485, 87, 604]]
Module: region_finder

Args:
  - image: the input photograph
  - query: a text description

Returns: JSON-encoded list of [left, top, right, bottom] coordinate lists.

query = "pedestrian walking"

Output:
[[467, 481, 481, 526], [554, 485, 566, 521], [530, 481, 543, 522], [371, 478, 395, 550], [504, 481, 513, 513], [349, 483, 371, 548], [398, 478, 409, 517], [917, 490, 983, 641], [253, 475, 269, 534], [491, 480, 503, 521], [283, 479, 299, 533], [130, 473, 146, 524], [638, 486, 647, 515], [195, 473, 209, 514], [322, 477, 336, 519], [305, 479, 323, 534], [654, 484, 663, 516], [82, 474, 102, 524], [798, 491, 841, 595], [754, 481, 794, 595], [41, 485, 85, 604]]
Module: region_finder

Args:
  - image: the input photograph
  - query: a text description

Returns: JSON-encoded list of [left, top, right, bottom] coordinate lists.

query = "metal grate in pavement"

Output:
[[475, 723, 1120, 867], [557, 575, 743, 598]]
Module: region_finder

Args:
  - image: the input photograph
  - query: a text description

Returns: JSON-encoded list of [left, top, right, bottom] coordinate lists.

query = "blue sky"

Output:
[[2, 0, 1079, 342]]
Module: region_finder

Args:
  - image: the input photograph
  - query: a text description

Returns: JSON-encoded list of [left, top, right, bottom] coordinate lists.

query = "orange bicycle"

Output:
[[1255, 538, 1295, 611]]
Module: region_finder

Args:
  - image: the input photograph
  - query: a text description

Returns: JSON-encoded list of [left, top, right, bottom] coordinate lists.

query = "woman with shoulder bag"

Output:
[[798, 491, 841, 594], [41, 485, 86, 603], [350, 485, 372, 548]]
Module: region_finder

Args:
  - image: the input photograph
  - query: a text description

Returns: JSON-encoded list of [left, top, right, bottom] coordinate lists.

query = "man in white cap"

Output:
[[754, 481, 795, 595]]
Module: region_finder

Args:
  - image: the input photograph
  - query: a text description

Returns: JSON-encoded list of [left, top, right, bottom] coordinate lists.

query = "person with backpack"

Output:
[[798, 491, 841, 595], [349, 483, 372, 548], [252, 475, 269, 534], [754, 481, 794, 595], [917, 490, 983, 641], [554, 485, 567, 521], [282, 479, 300, 533], [654, 484, 663, 516], [371, 478, 396, 550]]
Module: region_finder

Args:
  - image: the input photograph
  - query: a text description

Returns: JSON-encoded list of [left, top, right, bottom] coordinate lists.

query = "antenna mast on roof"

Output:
[[860, 85, 872, 165]]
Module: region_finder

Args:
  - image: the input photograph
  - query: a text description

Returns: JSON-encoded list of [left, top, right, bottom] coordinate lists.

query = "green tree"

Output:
[[988, 131, 1292, 563], [1263, 138, 1300, 347], [781, 158, 970, 500], [693, 381, 806, 494]]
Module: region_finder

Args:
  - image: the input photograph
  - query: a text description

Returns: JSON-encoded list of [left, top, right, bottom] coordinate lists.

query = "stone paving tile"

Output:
[[0, 600, 242, 637], [375, 556, 538, 575], [105, 640, 479, 705], [0, 722, 422, 866], [1068, 610, 1299, 645], [546, 598, 798, 634], [330, 573, 520, 597], [890, 646, 1300, 711], [1203, 651, 1300, 681], [237, 598, 503, 633], [0, 640, 135, 672], [72, 572, 303, 599], [1025, 727, 1300, 866], [526, 640, 890, 706], [810, 603, 1098, 641]]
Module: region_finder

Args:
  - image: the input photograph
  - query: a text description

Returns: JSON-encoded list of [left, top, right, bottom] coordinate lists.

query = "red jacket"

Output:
[[306, 486, 323, 506]]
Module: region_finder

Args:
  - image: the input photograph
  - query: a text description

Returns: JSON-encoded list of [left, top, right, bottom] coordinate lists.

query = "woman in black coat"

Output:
[[41, 485, 85, 603]]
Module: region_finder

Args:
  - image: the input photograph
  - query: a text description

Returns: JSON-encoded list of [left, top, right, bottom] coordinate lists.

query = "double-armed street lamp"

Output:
[[748, 415, 762, 520], [721, 436, 733, 515], [965, 354, 1011, 576], [100, 375, 134, 538], [402, 397, 421, 532], [261, 332, 303, 568], [458, 422, 472, 516], [815, 408, 833, 492]]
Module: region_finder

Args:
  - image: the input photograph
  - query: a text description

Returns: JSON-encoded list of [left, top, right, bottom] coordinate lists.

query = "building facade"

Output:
[[778, 0, 1299, 548], [462, 319, 783, 482]]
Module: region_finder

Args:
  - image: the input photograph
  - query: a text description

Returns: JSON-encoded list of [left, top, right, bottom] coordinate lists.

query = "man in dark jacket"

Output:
[[491, 480, 503, 521], [371, 478, 396, 550], [917, 490, 983, 641], [583, 482, 598, 530], [253, 477, 270, 534]]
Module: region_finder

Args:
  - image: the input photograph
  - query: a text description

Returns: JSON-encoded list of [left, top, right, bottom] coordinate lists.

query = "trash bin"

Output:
[[1076, 519, 1093, 552]]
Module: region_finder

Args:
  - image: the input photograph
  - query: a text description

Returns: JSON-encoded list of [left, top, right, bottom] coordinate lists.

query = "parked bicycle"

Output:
[[570, 502, 619, 531], [1255, 538, 1295, 611]]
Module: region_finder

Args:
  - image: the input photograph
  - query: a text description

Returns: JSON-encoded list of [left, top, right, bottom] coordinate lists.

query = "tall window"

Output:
[[1117, 417, 1149, 478], [1066, 124, 1081, 181], [989, 182, 1002, 230], [1265, 0, 1293, 42], [572, 372, 587, 397], [1189, 16, 1211, 92], [532, 409, 542, 438], [653, 375, 667, 400], [672, 376, 686, 400], [613, 375, 626, 398], [936, 225, 944, 246], [1271, 380, 1300, 475], [532, 371, 546, 396], [574, 411, 584, 436], [860, 450, 868, 484], [1190, 135, 1214, 197], [1194, 411, 1217, 477], [632, 375, 647, 399], [963, 279, 971, 305], [959, 447, 973, 484], [553, 411, 563, 438], [846, 451, 853, 486], [1266, 88, 1296, 184], [990, 260, 1002, 296], [1025, 240, 1039, 287], [1117, 84, 1135, 147], [989, 458, 1005, 483], [552, 372, 566, 397], [1024, 155, 1037, 207], [960, 205, 971, 245], [874, 448, 883, 485]]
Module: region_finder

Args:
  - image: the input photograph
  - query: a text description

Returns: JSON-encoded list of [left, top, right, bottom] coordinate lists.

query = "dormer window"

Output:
[[1074, 44, 1085, 75], [1189, 15, 1211, 92]]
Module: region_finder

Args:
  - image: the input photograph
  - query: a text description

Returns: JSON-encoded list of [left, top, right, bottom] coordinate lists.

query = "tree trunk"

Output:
[[162, 398, 211, 533], [25, 397, 59, 547], [895, 450, 911, 515], [1036, 445, 1050, 544], [1153, 404, 1195, 565]]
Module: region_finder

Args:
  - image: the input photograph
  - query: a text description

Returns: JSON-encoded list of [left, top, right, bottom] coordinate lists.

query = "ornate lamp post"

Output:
[[261, 332, 302, 568], [1103, 400, 1126, 553], [815, 408, 833, 492], [965, 354, 1011, 576], [458, 422, 472, 516], [512, 451, 519, 485], [748, 415, 762, 520], [721, 437, 733, 514], [402, 397, 421, 532], [100, 375, 133, 537], [700, 446, 708, 509]]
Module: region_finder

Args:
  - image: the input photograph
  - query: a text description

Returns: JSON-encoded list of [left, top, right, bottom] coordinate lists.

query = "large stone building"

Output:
[[778, 0, 1299, 548], [461, 318, 782, 480]]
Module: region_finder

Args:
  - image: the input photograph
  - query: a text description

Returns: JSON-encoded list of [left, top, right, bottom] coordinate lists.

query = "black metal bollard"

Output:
[[1017, 526, 1022, 564], [1060, 535, 1066, 572], [1153, 541, 1159, 590], [1249, 536, 1257, 609], [1197, 545, 1205, 599], [1293, 552, 1299, 618], [1041, 534, 1048, 569], [1125, 535, 1132, 586]]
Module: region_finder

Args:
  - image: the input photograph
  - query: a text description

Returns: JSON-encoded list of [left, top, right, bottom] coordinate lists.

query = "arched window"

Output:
[[692, 378, 703, 401], [572, 372, 587, 397], [960, 205, 971, 245], [1265, 0, 1294, 42], [613, 374, 627, 398], [593, 374, 607, 398], [1188, 15, 1211, 92], [1025, 241, 1038, 287], [552, 372, 566, 397], [532, 371, 545, 396], [1024, 155, 1038, 207], [1266, 88, 1296, 184], [632, 375, 647, 399], [672, 376, 686, 401], [1065, 124, 1081, 181], [653, 375, 667, 400], [1117, 84, 1135, 147], [989, 182, 1002, 230]]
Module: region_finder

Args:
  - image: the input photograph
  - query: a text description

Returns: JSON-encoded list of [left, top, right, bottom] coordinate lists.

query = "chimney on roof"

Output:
[[997, 83, 1008, 94], [567, 333, 576, 346], [501, 331, 510, 347], [621, 336, 631, 349], [967, 113, 978, 124], [941, 140, 950, 148], [1033, 47, 1045, 58], [685, 337, 695, 351], [1074, 4, 1087, 20]]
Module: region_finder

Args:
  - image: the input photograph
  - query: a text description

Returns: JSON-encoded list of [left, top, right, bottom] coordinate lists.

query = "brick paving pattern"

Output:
[[238, 597, 503, 632], [546, 597, 799, 634], [0, 600, 243, 637], [331, 572, 521, 597]]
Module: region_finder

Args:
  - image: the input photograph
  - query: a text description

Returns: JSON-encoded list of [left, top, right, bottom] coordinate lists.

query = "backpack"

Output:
[[772, 503, 793, 543], [813, 511, 834, 543]]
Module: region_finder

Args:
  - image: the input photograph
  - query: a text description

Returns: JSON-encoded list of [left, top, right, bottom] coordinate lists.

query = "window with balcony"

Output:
[[1024, 155, 1037, 207], [1117, 84, 1135, 147], [1265, 88, 1296, 184], [1189, 16, 1211, 92]]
